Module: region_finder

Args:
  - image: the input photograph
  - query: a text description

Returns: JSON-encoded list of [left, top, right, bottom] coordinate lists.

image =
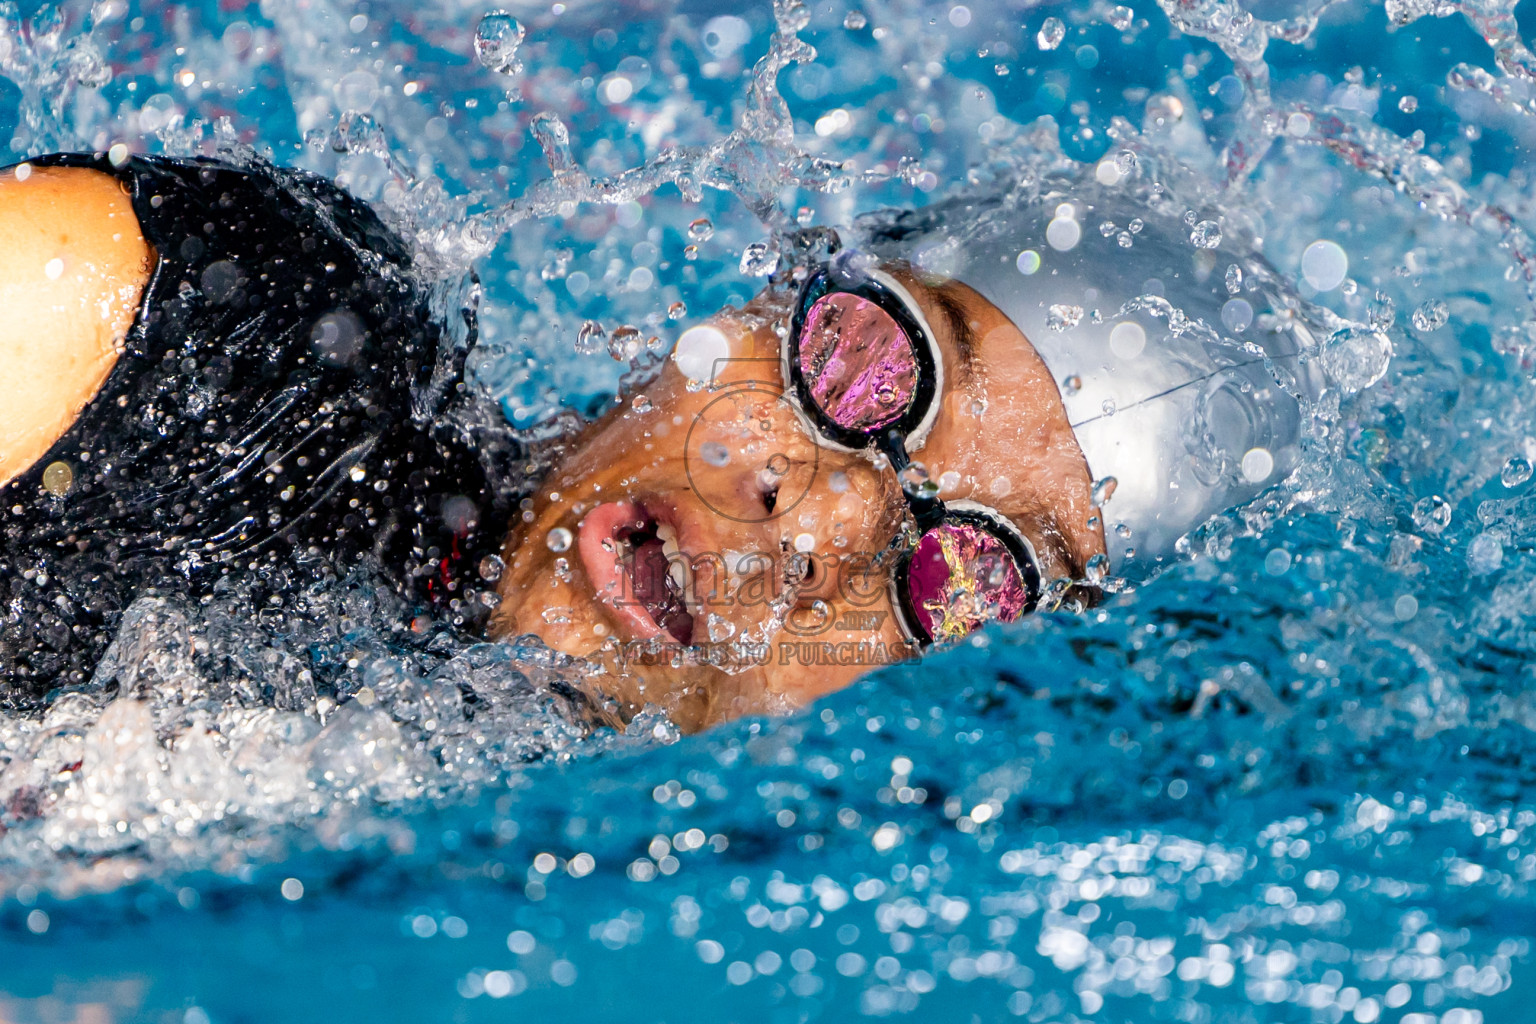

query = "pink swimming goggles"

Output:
[[783, 253, 1042, 647]]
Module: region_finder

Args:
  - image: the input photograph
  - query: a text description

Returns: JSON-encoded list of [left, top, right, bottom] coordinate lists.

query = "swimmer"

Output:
[[0, 151, 1324, 730]]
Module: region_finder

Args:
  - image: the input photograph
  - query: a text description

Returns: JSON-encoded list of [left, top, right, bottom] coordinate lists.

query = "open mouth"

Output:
[[577, 501, 696, 645]]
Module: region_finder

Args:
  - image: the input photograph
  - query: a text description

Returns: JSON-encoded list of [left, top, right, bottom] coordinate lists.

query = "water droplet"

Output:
[[1411, 494, 1452, 534], [1301, 240, 1349, 292], [699, 442, 731, 468], [609, 324, 643, 361], [667, 301, 687, 320], [541, 250, 572, 281], [1062, 374, 1082, 395], [576, 320, 607, 355], [1264, 548, 1291, 576], [843, 10, 867, 29], [1107, 4, 1134, 29], [897, 463, 939, 499], [1501, 455, 1532, 488], [683, 245, 700, 261], [1109, 320, 1146, 358], [1368, 291, 1396, 330], [1189, 220, 1222, 249], [631, 394, 653, 413], [1468, 532, 1504, 575], [1319, 326, 1392, 393], [348, 464, 367, 483], [479, 555, 505, 581], [473, 12, 525, 75], [740, 241, 779, 277], [1046, 215, 1081, 252], [1101, 398, 1117, 417], [546, 527, 573, 553], [673, 324, 732, 383], [541, 606, 572, 625], [707, 614, 737, 641], [1037, 16, 1065, 50], [42, 461, 73, 496], [1399, 94, 1419, 113], [1091, 476, 1118, 505], [1241, 447, 1274, 483], [1411, 299, 1448, 332], [1084, 552, 1109, 583], [1221, 298, 1254, 333], [687, 218, 714, 242], [1046, 304, 1083, 331]]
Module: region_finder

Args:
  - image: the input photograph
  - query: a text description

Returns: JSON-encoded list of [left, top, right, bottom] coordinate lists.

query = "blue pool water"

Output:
[[6, 0, 1536, 1020]]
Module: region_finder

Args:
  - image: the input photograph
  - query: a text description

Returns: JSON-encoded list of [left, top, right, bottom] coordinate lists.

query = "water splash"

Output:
[[2, 2, 1536, 1020]]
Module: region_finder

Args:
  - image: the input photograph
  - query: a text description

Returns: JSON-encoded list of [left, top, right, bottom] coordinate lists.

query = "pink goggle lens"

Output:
[[798, 292, 920, 434], [905, 521, 1030, 642]]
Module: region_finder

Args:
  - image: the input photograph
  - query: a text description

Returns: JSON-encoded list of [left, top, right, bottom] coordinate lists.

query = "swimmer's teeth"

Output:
[[656, 522, 695, 608]]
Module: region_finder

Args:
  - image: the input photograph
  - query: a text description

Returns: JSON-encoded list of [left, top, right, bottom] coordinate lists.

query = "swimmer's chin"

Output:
[[487, 589, 793, 733]]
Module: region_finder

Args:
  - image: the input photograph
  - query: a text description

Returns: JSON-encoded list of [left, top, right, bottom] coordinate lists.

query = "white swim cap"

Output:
[[857, 167, 1336, 578]]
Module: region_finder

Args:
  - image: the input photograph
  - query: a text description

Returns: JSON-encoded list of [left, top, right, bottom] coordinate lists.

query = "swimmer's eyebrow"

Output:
[[928, 289, 977, 384]]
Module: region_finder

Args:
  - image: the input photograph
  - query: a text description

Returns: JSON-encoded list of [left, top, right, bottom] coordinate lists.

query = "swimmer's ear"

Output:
[[0, 165, 152, 488]]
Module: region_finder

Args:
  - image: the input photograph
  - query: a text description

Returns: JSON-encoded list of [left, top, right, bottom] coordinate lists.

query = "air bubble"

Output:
[[1037, 16, 1065, 50], [474, 12, 525, 75], [546, 527, 573, 553]]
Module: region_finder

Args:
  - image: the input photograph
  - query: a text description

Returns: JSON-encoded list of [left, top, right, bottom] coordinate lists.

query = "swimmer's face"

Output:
[[488, 267, 1107, 731]]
